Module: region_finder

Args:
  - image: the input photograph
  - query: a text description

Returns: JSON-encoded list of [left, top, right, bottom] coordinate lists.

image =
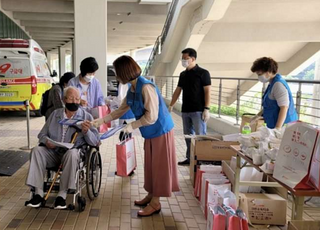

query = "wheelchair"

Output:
[[26, 144, 102, 212]]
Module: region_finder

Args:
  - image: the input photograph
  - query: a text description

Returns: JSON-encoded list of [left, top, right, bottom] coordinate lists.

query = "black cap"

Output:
[[80, 57, 99, 77]]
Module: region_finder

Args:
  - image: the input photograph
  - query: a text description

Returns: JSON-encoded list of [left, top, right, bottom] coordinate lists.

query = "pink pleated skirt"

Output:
[[143, 129, 180, 197]]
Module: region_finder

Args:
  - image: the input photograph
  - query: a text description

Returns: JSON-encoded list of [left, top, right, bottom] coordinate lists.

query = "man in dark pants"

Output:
[[168, 48, 211, 165]]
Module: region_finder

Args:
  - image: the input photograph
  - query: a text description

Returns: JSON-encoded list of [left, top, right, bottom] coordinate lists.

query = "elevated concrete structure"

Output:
[[0, 0, 171, 92], [1, 0, 171, 55], [149, 0, 320, 106], [107, 1, 170, 55], [1, 0, 74, 52]]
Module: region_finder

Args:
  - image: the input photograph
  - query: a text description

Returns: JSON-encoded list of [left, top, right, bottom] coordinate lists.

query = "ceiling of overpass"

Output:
[[1, 0, 74, 52], [0, 0, 169, 54], [107, 1, 169, 55], [196, 0, 320, 78]]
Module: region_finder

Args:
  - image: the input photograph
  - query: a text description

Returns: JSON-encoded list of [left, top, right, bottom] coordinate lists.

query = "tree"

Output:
[[286, 62, 315, 80]]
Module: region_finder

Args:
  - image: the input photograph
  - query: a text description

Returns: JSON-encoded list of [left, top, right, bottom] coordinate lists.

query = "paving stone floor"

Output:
[[0, 111, 320, 230]]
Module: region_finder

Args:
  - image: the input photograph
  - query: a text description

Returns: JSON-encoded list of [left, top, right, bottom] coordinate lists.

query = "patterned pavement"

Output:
[[0, 110, 319, 230]]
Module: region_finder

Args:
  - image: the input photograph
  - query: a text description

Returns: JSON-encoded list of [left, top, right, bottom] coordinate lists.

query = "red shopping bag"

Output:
[[207, 205, 226, 230], [240, 219, 249, 230], [228, 216, 241, 230], [116, 137, 136, 177], [236, 209, 249, 230], [91, 105, 111, 133], [194, 169, 203, 198]]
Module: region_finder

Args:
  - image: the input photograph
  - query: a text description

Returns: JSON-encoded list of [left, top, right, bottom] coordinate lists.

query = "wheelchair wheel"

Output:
[[86, 148, 102, 200]]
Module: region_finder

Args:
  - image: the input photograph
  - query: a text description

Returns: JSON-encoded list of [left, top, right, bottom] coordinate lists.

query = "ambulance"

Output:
[[0, 39, 56, 116]]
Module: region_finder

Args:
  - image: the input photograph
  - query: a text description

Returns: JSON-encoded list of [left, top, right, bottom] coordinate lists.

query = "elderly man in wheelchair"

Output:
[[25, 86, 100, 210]]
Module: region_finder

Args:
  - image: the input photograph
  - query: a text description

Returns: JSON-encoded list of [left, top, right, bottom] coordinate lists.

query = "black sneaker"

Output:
[[26, 194, 44, 208], [54, 196, 67, 209], [178, 159, 190, 166]]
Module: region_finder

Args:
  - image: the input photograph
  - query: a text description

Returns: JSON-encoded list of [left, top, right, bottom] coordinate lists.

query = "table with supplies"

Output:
[[231, 145, 320, 220]]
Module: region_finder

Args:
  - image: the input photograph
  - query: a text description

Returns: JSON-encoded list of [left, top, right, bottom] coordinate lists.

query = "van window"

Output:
[[0, 59, 31, 78], [33, 59, 50, 77]]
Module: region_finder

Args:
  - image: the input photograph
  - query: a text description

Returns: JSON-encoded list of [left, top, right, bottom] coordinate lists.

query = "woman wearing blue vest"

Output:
[[92, 56, 179, 217], [250, 57, 298, 129]]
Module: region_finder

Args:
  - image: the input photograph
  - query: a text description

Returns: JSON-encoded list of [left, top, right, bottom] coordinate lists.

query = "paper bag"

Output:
[[274, 122, 319, 189], [206, 183, 231, 219], [207, 206, 226, 230], [200, 177, 229, 211], [200, 174, 227, 202], [116, 138, 136, 176], [240, 113, 264, 132], [194, 165, 222, 198]]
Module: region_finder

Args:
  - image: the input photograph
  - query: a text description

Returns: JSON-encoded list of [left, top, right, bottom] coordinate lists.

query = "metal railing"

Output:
[[143, 0, 179, 76], [153, 76, 320, 126]]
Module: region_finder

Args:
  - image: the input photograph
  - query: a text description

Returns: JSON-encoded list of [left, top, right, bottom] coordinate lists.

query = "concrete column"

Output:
[[58, 46, 66, 76], [71, 39, 75, 73], [74, 0, 107, 94], [129, 50, 136, 59], [313, 60, 320, 122], [46, 52, 52, 70]]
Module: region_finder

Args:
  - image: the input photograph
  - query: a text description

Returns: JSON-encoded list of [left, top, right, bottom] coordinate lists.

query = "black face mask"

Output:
[[65, 103, 80, 112]]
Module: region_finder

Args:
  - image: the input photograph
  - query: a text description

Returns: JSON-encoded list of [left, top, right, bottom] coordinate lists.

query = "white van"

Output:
[[0, 38, 56, 115]]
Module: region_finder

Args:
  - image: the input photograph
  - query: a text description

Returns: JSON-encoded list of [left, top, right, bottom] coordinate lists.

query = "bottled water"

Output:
[[242, 123, 251, 134]]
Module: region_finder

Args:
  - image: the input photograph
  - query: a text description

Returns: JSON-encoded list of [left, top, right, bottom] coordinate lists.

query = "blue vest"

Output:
[[120, 83, 135, 120], [262, 74, 298, 128], [126, 76, 174, 139]]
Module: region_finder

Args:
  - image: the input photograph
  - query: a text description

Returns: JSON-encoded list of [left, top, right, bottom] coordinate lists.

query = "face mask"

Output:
[[258, 74, 270, 83], [65, 103, 80, 112], [84, 75, 94, 82], [181, 60, 190, 68]]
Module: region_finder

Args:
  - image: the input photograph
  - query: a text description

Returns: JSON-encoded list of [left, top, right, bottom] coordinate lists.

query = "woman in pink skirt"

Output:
[[93, 55, 179, 217]]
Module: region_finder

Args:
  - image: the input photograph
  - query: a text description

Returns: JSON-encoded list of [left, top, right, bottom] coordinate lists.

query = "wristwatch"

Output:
[[204, 107, 210, 110]]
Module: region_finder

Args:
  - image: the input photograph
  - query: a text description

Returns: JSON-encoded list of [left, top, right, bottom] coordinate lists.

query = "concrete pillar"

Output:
[[313, 60, 320, 123], [58, 46, 66, 76], [71, 39, 75, 73], [74, 0, 107, 94], [129, 50, 136, 59], [47, 52, 52, 70]]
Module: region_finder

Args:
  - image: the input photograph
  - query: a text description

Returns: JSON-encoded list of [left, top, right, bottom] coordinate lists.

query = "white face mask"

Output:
[[181, 59, 190, 68], [258, 74, 270, 83], [84, 75, 94, 82]]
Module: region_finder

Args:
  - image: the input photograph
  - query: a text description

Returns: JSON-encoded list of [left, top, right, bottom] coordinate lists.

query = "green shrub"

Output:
[[210, 104, 257, 117]]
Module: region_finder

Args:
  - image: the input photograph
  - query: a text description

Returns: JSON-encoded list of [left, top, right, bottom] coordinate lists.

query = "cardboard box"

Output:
[[263, 176, 288, 199], [288, 221, 320, 230], [240, 114, 264, 132], [189, 135, 238, 186], [239, 193, 287, 226]]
